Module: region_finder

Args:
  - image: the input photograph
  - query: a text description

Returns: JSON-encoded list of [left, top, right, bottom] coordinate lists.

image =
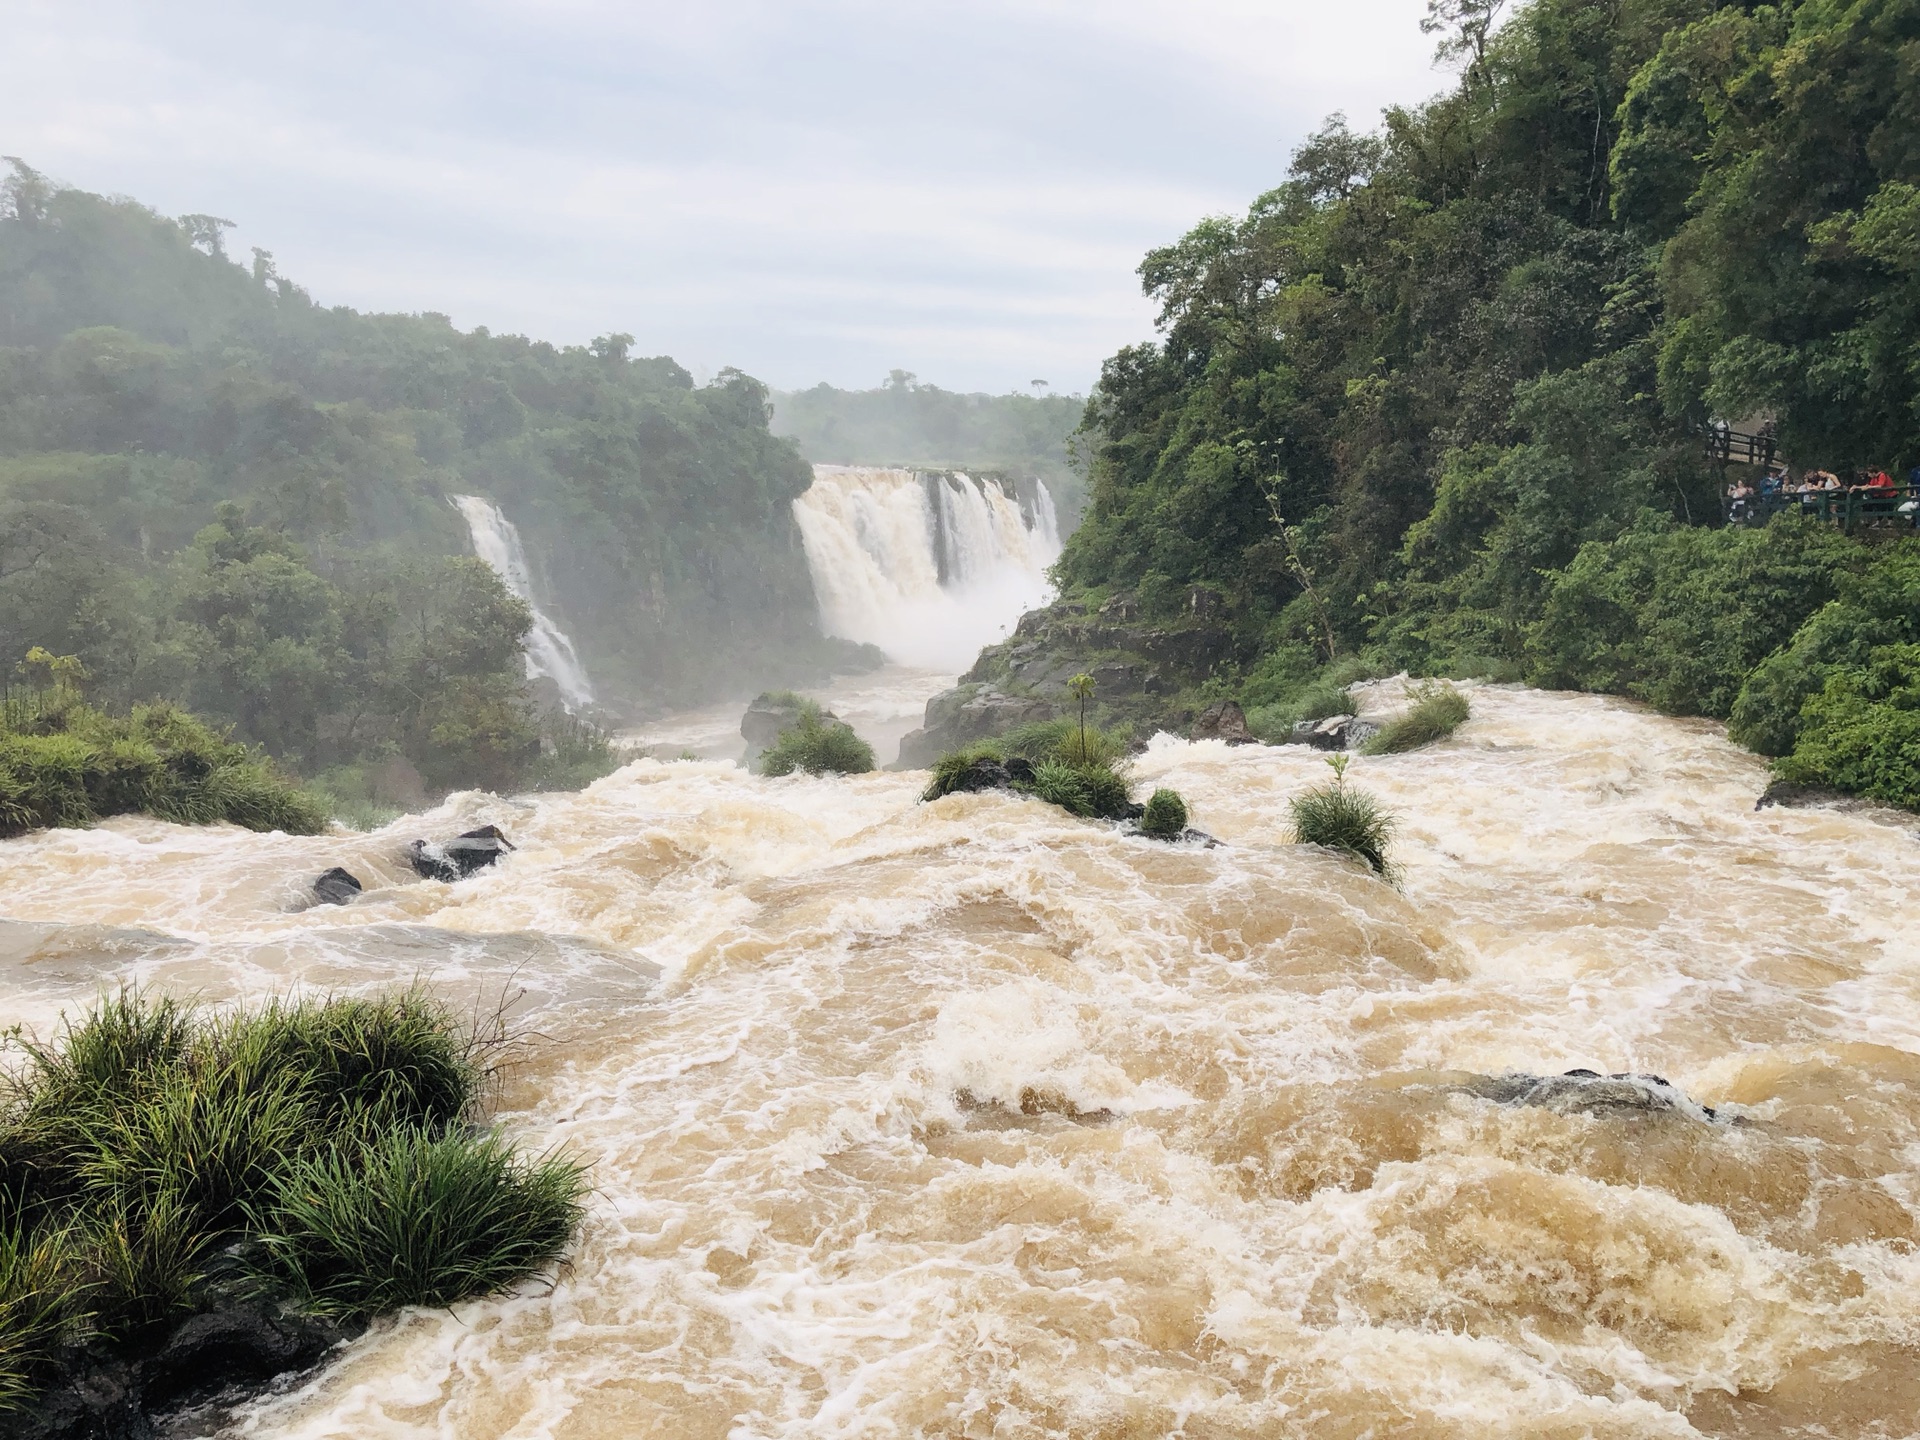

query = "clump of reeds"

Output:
[[0, 988, 585, 1409], [1289, 755, 1397, 879], [758, 702, 875, 777], [1361, 681, 1471, 755]]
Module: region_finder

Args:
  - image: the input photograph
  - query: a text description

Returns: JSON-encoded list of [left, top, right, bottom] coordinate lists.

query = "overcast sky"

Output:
[[8, 1, 1442, 393]]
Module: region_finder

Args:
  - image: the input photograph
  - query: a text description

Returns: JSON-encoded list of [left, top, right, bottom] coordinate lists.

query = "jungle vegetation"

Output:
[[0, 162, 850, 815], [1060, 0, 1920, 808]]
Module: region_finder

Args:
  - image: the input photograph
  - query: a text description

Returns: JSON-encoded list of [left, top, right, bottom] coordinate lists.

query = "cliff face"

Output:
[[896, 590, 1247, 766]]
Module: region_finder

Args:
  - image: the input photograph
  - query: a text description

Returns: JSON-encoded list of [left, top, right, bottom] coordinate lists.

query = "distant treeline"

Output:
[[1049, 0, 1920, 809], [0, 161, 855, 811], [773, 371, 1088, 523]]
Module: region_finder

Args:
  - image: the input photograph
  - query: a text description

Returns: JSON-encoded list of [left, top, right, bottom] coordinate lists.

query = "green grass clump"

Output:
[[921, 741, 1010, 802], [1361, 681, 1471, 755], [0, 694, 326, 838], [1289, 759, 1397, 879], [254, 1127, 584, 1317], [0, 988, 584, 1409], [758, 702, 875, 777], [1138, 788, 1189, 840]]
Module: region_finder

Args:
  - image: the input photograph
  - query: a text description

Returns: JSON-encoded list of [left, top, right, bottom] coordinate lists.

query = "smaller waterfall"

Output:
[[791, 466, 1061, 672], [450, 495, 596, 711]]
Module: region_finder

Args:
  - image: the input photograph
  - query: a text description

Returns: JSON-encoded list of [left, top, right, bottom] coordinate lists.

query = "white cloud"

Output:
[[3, 0, 1441, 391]]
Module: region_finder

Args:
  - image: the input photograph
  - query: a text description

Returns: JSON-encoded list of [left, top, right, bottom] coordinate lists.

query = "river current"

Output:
[[3, 683, 1919, 1438]]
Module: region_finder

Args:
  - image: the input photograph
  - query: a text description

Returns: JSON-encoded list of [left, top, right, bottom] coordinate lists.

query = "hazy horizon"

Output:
[[7, 0, 1439, 394]]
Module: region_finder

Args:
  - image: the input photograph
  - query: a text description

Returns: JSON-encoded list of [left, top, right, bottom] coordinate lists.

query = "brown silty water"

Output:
[[2, 682, 1918, 1439]]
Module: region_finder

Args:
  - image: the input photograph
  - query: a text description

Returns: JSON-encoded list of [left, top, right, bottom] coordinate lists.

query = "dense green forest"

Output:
[[1053, 0, 1920, 808], [0, 161, 859, 815], [774, 373, 1088, 521]]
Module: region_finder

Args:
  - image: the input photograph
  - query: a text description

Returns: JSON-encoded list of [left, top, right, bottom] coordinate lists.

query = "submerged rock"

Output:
[[8, 1300, 361, 1440], [1755, 779, 1865, 812], [1466, 1068, 1722, 1122], [311, 867, 362, 906], [1287, 714, 1384, 752], [1191, 700, 1257, 745], [407, 824, 516, 883]]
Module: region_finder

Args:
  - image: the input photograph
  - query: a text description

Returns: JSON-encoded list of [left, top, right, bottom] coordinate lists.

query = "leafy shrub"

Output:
[[1290, 760, 1396, 878], [0, 989, 582, 1409], [1362, 681, 1471, 754], [523, 712, 624, 792], [0, 697, 326, 838], [253, 1127, 584, 1317], [758, 702, 875, 777], [1728, 543, 1920, 756], [1772, 644, 1920, 809], [1138, 788, 1188, 839]]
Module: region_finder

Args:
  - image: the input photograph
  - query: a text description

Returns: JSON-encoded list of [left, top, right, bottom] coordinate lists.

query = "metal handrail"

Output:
[[1724, 483, 1918, 532]]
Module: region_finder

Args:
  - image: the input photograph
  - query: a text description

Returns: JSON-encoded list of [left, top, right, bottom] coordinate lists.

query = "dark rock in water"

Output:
[[1291, 715, 1356, 750], [938, 755, 1037, 796], [1756, 779, 1864, 811], [1465, 1068, 1721, 1122], [1344, 719, 1382, 750], [311, 867, 362, 906], [1191, 700, 1257, 745], [407, 825, 516, 883], [898, 688, 1057, 769], [1287, 714, 1384, 752], [7, 1301, 361, 1440]]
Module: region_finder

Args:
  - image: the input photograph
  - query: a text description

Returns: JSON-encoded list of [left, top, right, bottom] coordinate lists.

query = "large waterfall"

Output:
[[450, 494, 596, 711], [790, 465, 1062, 671]]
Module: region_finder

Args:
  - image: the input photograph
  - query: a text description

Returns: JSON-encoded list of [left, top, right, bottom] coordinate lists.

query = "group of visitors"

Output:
[[1726, 464, 1916, 524]]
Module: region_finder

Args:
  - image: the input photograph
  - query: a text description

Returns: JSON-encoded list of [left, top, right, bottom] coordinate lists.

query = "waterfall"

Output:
[[791, 465, 1062, 671], [449, 494, 596, 711]]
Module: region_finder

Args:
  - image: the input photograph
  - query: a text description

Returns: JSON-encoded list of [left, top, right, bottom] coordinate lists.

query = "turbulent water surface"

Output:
[[4, 685, 1920, 1438]]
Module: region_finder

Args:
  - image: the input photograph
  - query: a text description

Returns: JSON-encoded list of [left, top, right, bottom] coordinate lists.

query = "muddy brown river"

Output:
[[2, 683, 1917, 1438]]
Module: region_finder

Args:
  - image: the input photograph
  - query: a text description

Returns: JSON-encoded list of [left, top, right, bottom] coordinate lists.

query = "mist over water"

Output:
[[791, 465, 1061, 671], [452, 494, 597, 711], [2, 683, 1919, 1435]]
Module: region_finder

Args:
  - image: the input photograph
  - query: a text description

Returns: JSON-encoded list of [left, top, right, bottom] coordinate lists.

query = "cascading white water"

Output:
[[790, 465, 1062, 671], [450, 495, 596, 711]]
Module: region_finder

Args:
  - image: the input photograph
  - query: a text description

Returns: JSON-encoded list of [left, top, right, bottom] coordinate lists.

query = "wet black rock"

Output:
[[4, 1302, 361, 1440], [1466, 1068, 1721, 1121], [310, 867, 362, 906], [1755, 779, 1863, 811], [407, 824, 516, 883], [1287, 715, 1385, 752], [1191, 700, 1257, 745], [938, 755, 1038, 795]]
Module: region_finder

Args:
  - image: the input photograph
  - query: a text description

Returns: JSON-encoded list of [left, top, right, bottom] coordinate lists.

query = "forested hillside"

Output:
[[0, 163, 859, 809], [1036, 0, 1920, 807], [774, 373, 1088, 522]]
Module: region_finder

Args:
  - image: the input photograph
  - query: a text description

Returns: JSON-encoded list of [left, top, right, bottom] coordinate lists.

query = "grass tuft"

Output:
[[252, 1128, 586, 1317], [1361, 681, 1471, 755], [0, 987, 581, 1410], [1290, 766, 1397, 879]]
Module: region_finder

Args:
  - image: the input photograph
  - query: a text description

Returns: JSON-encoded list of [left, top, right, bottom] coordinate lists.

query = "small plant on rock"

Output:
[[1362, 681, 1470, 755], [1289, 754, 1397, 879], [1138, 788, 1189, 840], [758, 702, 875, 777]]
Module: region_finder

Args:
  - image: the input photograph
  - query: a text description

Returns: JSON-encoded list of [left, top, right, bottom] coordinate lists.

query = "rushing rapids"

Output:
[[791, 465, 1061, 672], [2, 684, 1919, 1437]]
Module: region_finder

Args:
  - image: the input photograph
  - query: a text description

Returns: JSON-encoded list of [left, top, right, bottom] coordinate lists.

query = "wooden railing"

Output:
[[1704, 425, 1780, 467]]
